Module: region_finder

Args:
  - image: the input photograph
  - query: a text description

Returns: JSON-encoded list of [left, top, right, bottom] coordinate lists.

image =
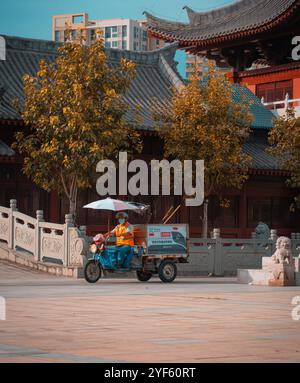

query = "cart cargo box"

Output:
[[146, 224, 189, 258]]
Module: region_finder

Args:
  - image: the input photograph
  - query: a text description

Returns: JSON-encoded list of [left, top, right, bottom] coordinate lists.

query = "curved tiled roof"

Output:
[[144, 0, 300, 45], [232, 84, 274, 130], [0, 139, 15, 156], [0, 35, 279, 170], [0, 35, 184, 130]]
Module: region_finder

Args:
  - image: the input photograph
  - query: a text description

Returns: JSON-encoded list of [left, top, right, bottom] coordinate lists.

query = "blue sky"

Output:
[[0, 0, 235, 76]]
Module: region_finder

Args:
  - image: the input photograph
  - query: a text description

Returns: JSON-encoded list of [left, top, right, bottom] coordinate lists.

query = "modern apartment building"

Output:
[[52, 13, 164, 51]]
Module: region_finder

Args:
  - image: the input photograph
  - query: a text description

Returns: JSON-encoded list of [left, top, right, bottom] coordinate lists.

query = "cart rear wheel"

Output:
[[84, 260, 101, 283], [136, 270, 152, 282], [158, 260, 177, 283]]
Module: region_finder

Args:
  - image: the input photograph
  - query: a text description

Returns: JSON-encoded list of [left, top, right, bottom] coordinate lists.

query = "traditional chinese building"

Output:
[[145, 0, 300, 113], [0, 34, 300, 238]]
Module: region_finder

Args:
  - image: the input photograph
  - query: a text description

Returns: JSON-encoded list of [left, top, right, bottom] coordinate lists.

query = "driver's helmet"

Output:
[[115, 211, 128, 220]]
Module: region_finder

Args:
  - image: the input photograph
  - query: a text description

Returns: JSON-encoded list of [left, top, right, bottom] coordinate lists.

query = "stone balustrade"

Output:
[[0, 199, 87, 267], [1, 199, 300, 276], [180, 229, 300, 276]]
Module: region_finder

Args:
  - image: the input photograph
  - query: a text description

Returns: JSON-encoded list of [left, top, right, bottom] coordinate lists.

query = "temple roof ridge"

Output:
[[183, 1, 265, 26], [145, 0, 300, 43], [1, 34, 179, 65], [143, 11, 187, 29]]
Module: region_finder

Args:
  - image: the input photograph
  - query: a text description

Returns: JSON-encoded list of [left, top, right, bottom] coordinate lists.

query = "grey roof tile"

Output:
[[0, 139, 15, 156], [0, 35, 182, 130], [243, 139, 280, 170], [232, 84, 274, 130]]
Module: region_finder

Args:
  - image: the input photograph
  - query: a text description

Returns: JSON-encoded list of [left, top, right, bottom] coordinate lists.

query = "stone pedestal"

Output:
[[238, 256, 298, 286], [268, 263, 296, 286]]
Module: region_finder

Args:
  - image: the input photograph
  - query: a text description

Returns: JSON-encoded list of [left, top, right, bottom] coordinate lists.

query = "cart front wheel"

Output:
[[136, 270, 152, 282], [158, 260, 177, 283], [84, 260, 101, 283]]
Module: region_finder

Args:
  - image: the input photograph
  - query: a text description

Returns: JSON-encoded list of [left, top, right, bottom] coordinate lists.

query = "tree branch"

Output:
[[61, 170, 71, 200]]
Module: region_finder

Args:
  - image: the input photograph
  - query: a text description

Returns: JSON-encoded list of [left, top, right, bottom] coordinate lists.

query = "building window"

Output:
[[105, 41, 111, 48], [208, 196, 239, 229], [105, 27, 111, 38], [112, 41, 118, 48], [122, 25, 127, 38], [133, 41, 138, 51], [247, 197, 298, 228], [134, 26, 139, 39], [156, 39, 160, 45], [256, 80, 293, 108], [72, 15, 84, 24], [111, 26, 118, 38], [54, 31, 60, 42], [248, 199, 271, 227], [90, 29, 96, 41], [122, 40, 127, 50], [189, 196, 238, 229], [71, 29, 77, 40], [143, 30, 147, 41]]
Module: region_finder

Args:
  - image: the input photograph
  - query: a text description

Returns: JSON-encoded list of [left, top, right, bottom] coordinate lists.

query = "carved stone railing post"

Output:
[[270, 229, 278, 256], [64, 214, 74, 266], [251, 232, 257, 252], [35, 210, 44, 262], [8, 199, 17, 249], [212, 228, 223, 276], [270, 229, 277, 241], [67, 226, 88, 267]]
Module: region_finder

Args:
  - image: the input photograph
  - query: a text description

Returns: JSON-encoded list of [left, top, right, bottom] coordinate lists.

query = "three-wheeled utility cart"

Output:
[[84, 224, 189, 283]]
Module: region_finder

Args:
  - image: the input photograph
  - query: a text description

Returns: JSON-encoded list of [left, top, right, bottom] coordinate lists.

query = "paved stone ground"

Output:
[[0, 260, 300, 363]]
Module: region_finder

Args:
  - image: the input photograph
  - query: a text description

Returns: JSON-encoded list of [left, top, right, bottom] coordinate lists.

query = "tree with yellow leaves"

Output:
[[155, 63, 253, 237], [13, 31, 141, 218], [268, 109, 300, 211]]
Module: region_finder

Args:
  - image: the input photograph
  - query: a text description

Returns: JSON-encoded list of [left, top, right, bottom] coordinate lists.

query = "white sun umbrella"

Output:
[[83, 197, 148, 231]]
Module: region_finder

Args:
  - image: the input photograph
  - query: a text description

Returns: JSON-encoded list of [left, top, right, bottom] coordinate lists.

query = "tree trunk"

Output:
[[202, 199, 209, 239], [69, 184, 78, 223], [69, 198, 76, 217]]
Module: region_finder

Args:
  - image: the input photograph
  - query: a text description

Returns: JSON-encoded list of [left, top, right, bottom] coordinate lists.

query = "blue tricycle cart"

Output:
[[84, 224, 189, 283]]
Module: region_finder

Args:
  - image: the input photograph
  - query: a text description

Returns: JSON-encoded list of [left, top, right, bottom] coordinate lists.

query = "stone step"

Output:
[[237, 269, 271, 285], [238, 268, 300, 286]]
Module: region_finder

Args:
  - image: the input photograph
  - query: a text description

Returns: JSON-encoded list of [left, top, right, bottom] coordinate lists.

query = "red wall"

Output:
[[227, 64, 300, 99]]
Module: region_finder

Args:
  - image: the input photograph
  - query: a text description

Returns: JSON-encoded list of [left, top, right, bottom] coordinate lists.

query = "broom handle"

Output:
[[161, 206, 174, 223], [163, 204, 181, 224]]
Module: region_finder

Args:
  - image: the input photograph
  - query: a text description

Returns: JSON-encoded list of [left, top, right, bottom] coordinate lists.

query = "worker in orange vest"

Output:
[[106, 212, 134, 268]]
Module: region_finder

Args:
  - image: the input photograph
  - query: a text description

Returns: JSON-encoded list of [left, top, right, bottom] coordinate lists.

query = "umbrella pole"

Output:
[[107, 213, 110, 233]]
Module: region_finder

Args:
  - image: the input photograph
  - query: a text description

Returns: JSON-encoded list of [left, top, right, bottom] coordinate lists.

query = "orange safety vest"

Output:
[[115, 222, 134, 247]]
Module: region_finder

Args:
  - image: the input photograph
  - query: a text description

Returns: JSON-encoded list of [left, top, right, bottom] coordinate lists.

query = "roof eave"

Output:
[[146, 1, 300, 49]]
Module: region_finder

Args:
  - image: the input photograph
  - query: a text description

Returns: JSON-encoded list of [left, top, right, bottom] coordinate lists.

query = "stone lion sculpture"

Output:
[[255, 221, 270, 240], [271, 237, 294, 265]]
